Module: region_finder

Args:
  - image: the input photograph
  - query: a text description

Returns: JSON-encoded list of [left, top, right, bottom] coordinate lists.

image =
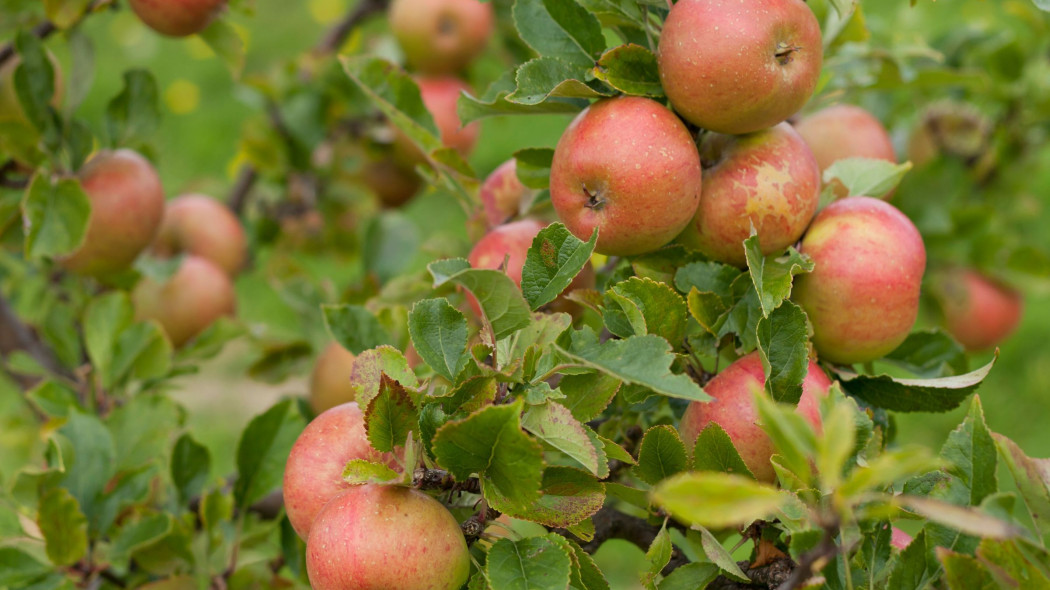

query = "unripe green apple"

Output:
[[793, 105, 896, 199], [393, 76, 480, 169], [389, 0, 494, 75], [151, 194, 247, 277], [60, 150, 166, 277], [309, 342, 358, 415], [792, 197, 926, 365], [128, 0, 226, 37], [678, 352, 830, 483], [931, 269, 1023, 351], [306, 484, 471, 590], [132, 255, 235, 347], [550, 96, 702, 256], [480, 159, 532, 228], [677, 123, 820, 267], [657, 0, 822, 135], [283, 403, 397, 540]]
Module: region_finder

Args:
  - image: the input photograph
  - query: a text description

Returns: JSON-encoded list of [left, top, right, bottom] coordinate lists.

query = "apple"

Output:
[[306, 484, 471, 590], [793, 105, 897, 199], [891, 527, 913, 551], [931, 269, 1023, 351], [657, 0, 822, 135], [131, 255, 235, 347], [0, 51, 63, 126], [283, 403, 398, 540], [549, 96, 702, 256], [128, 0, 226, 37], [677, 122, 820, 267], [392, 76, 480, 169], [151, 194, 247, 277], [908, 101, 992, 171], [60, 150, 166, 277], [480, 159, 533, 228], [309, 342, 359, 415], [792, 197, 926, 365], [389, 0, 494, 75], [361, 157, 423, 208], [678, 352, 830, 483]]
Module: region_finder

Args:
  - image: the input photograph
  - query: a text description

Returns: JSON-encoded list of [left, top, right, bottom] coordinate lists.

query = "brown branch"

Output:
[[313, 0, 390, 56], [413, 468, 482, 495], [706, 558, 798, 590], [226, 165, 258, 216], [0, 160, 29, 190]]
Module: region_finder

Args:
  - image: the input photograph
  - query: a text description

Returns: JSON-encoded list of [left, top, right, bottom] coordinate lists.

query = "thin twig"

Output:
[[226, 165, 258, 216], [0, 0, 110, 67]]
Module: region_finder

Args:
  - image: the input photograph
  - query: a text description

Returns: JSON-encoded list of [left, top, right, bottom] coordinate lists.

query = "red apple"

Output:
[[60, 150, 165, 277], [932, 269, 1023, 351], [657, 0, 822, 135], [131, 255, 235, 347], [677, 122, 820, 267], [128, 0, 226, 37], [891, 527, 913, 550], [678, 352, 830, 483], [283, 403, 398, 540], [480, 159, 532, 228], [309, 342, 359, 414], [306, 484, 471, 590], [793, 105, 897, 199], [389, 0, 494, 75], [792, 197, 926, 365], [151, 194, 247, 277], [549, 96, 702, 256]]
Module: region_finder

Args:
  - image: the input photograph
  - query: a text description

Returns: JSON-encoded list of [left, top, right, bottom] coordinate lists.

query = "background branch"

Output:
[[0, 0, 111, 67]]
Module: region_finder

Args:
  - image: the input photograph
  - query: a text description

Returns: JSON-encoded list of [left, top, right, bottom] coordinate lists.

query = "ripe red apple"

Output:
[[309, 342, 358, 414], [480, 159, 532, 228], [360, 157, 423, 208], [931, 269, 1023, 351], [793, 105, 897, 199], [792, 197, 926, 365], [151, 194, 247, 277], [678, 352, 830, 483], [131, 255, 235, 347], [891, 527, 913, 550], [128, 0, 225, 37], [306, 484, 471, 590], [549, 96, 702, 256], [389, 0, 494, 75], [60, 150, 165, 277], [283, 403, 398, 540], [657, 0, 822, 135], [677, 122, 820, 267]]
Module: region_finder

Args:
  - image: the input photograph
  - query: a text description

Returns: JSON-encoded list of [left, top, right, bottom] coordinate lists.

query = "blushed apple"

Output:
[[932, 269, 1023, 351], [128, 0, 226, 37], [793, 105, 897, 199], [480, 159, 533, 228], [389, 0, 494, 75], [309, 342, 358, 414], [151, 194, 247, 277], [131, 255, 235, 347]]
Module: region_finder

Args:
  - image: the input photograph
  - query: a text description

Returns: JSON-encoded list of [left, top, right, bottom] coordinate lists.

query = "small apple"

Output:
[[361, 157, 423, 208], [309, 342, 358, 415], [657, 0, 822, 135], [908, 101, 992, 173], [60, 150, 166, 277], [793, 105, 896, 199], [128, 0, 226, 37], [389, 0, 494, 75], [931, 269, 1023, 351], [480, 159, 533, 228], [549, 96, 702, 256], [792, 197, 926, 365], [131, 255, 235, 347], [678, 352, 830, 483], [283, 403, 397, 540], [151, 194, 247, 277], [677, 122, 820, 267], [306, 484, 471, 590], [891, 527, 913, 551]]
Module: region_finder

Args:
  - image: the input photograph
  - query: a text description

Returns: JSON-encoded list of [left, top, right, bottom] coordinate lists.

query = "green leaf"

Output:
[[107, 395, 180, 471], [827, 0, 856, 19], [840, 446, 942, 497], [363, 211, 422, 283], [105, 69, 160, 149], [487, 466, 605, 528], [457, 71, 584, 124], [429, 258, 533, 340], [604, 277, 688, 345], [815, 394, 858, 491], [109, 320, 173, 385], [994, 433, 1050, 546], [523, 402, 603, 476], [593, 44, 664, 97], [22, 174, 91, 260], [513, 0, 605, 66], [659, 562, 721, 590], [975, 538, 1050, 588], [744, 239, 814, 318], [652, 472, 786, 529], [57, 411, 116, 525], [13, 31, 59, 140], [1035, 0, 1050, 11], [940, 396, 997, 507], [634, 426, 688, 486], [233, 399, 305, 509], [882, 330, 968, 379], [823, 157, 912, 199], [558, 371, 621, 422], [566, 538, 611, 590], [341, 56, 441, 154], [37, 487, 88, 566], [171, 434, 210, 504], [887, 529, 935, 590], [198, 17, 245, 77], [432, 399, 543, 509], [109, 513, 172, 567], [555, 328, 709, 402], [507, 56, 614, 105], [522, 223, 597, 311], [25, 380, 80, 418], [44, 0, 92, 28], [692, 423, 755, 480], [756, 301, 810, 404], [322, 304, 394, 354], [688, 526, 750, 582], [833, 354, 996, 413], [341, 459, 400, 485], [486, 535, 573, 590], [514, 147, 556, 190], [83, 292, 134, 386], [0, 547, 50, 587], [349, 345, 418, 409], [408, 298, 468, 381], [936, 548, 997, 590], [247, 340, 312, 383], [896, 496, 1022, 540], [642, 524, 672, 588], [364, 374, 417, 453]]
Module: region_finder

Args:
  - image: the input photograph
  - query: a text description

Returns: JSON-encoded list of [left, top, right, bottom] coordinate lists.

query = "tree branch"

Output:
[[0, 0, 111, 68]]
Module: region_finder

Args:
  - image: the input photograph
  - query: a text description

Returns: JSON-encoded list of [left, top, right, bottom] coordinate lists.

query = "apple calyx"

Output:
[[775, 42, 803, 65], [583, 185, 606, 210]]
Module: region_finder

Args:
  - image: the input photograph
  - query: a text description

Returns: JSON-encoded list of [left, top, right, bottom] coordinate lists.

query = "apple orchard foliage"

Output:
[[2, 1, 1050, 589]]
